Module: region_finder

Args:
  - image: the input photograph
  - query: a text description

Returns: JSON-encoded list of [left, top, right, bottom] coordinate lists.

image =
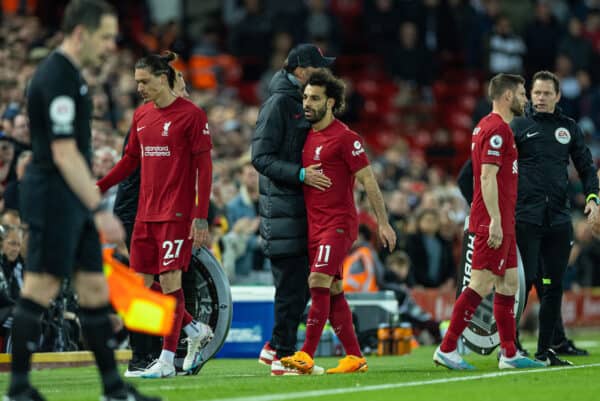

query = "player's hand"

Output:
[[585, 200, 598, 222], [378, 222, 397, 252], [190, 218, 209, 249], [94, 211, 125, 244], [487, 218, 503, 249], [304, 163, 332, 191], [587, 203, 600, 236]]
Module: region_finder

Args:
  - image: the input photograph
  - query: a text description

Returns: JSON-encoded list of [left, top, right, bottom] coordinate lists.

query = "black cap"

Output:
[[286, 44, 335, 69]]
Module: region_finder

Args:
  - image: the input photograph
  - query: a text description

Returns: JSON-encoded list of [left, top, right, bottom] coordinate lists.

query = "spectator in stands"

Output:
[[337, 79, 364, 124], [10, 114, 30, 157], [554, 54, 580, 118], [582, 9, 600, 53], [3, 150, 31, 213], [385, 21, 433, 87], [305, 0, 342, 55], [405, 208, 455, 290], [387, 189, 411, 250], [524, 0, 562, 77], [223, 155, 266, 280], [0, 135, 16, 197], [380, 250, 441, 343], [364, 0, 401, 55], [342, 225, 385, 294], [558, 17, 593, 73], [228, 0, 273, 78], [0, 225, 24, 303], [487, 14, 526, 75]]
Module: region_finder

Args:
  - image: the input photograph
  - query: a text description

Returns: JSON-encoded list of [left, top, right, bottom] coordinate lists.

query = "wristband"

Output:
[[586, 194, 600, 205], [299, 168, 306, 183]]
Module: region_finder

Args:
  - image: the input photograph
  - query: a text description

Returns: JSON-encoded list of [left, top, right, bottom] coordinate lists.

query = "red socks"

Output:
[[301, 287, 330, 358], [329, 292, 361, 357], [440, 287, 482, 352], [494, 293, 517, 358], [153, 282, 193, 327], [163, 288, 186, 352]]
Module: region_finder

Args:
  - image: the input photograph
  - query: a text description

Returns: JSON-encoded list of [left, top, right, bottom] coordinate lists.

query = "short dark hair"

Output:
[[135, 51, 178, 89], [386, 250, 410, 267], [62, 0, 116, 34], [303, 69, 346, 115], [488, 73, 525, 100], [532, 70, 560, 94]]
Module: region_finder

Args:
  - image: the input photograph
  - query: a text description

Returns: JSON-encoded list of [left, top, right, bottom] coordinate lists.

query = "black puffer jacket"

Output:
[[251, 70, 310, 258]]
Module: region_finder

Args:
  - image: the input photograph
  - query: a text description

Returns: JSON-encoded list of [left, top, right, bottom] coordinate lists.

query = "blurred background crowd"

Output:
[[1, 0, 600, 319]]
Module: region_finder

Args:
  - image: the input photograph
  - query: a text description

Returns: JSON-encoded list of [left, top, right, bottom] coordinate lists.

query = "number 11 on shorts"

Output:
[[317, 244, 331, 264]]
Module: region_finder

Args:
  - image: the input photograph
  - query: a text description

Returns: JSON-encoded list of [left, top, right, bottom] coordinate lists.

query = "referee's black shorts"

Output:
[[20, 168, 102, 278]]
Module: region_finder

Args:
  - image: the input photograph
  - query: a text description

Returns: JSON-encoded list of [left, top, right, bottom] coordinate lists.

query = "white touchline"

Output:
[[187, 363, 600, 401]]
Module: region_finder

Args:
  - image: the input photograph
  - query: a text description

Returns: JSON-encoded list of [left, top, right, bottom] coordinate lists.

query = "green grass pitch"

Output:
[[2, 336, 599, 401]]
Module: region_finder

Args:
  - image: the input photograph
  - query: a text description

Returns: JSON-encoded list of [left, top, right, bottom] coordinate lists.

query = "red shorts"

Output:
[[471, 233, 517, 276], [309, 231, 354, 279], [130, 221, 192, 275]]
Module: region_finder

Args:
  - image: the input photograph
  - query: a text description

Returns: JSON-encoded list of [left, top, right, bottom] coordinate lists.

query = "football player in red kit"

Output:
[[97, 52, 213, 378], [281, 70, 396, 374], [433, 73, 545, 370]]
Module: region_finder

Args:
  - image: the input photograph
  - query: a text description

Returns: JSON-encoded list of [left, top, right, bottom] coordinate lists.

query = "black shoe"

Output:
[[101, 384, 161, 401], [4, 386, 47, 401], [551, 339, 589, 356], [535, 348, 573, 366]]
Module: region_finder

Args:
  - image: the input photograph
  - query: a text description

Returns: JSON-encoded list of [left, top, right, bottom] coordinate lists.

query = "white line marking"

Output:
[[193, 363, 600, 401]]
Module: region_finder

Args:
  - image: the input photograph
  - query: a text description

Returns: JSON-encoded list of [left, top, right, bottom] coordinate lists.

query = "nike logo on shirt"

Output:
[[526, 131, 540, 138], [163, 259, 175, 266], [137, 126, 146, 132], [315, 263, 328, 268]]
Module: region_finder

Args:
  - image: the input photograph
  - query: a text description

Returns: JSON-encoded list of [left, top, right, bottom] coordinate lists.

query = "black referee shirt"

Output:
[[27, 51, 93, 170]]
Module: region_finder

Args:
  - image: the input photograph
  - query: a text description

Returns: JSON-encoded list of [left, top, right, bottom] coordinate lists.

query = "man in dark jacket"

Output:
[[457, 71, 599, 365], [252, 44, 333, 375]]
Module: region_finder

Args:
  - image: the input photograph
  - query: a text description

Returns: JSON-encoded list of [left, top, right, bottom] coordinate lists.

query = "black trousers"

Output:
[[516, 221, 573, 354], [270, 254, 310, 358]]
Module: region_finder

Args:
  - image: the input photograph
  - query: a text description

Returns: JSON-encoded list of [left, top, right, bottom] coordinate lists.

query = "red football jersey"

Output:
[[302, 119, 370, 241], [469, 112, 518, 236], [125, 97, 212, 222]]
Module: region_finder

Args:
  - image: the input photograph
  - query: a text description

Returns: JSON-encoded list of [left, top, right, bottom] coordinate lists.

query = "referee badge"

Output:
[[554, 127, 571, 144]]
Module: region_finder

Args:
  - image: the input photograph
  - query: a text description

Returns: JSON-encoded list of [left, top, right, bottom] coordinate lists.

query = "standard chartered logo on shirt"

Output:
[[144, 145, 171, 157]]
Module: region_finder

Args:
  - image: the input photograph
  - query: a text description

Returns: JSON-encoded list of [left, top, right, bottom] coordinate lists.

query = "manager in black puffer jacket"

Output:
[[252, 44, 334, 369]]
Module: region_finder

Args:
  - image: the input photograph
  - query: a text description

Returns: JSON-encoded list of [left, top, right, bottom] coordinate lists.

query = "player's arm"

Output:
[[480, 163, 502, 249], [355, 165, 396, 251], [190, 150, 212, 248], [96, 125, 141, 193], [188, 109, 213, 248], [569, 123, 600, 217]]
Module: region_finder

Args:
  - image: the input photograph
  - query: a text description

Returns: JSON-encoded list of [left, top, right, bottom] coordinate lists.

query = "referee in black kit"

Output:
[[458, 71, 599, 366], [5, 1, 159, 401], [511, 71, 598, 365]]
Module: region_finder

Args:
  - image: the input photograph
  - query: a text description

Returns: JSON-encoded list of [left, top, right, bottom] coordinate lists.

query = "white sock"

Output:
[[159, 350, 175, 364], [183, 320, 203, 338]]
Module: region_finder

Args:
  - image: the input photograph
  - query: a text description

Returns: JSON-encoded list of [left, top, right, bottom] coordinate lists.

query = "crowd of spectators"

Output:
[[1, 0, 600, 315]]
